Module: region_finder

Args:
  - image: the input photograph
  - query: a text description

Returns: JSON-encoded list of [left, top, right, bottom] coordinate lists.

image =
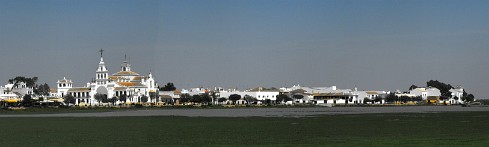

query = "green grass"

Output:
[[1, 112, 489, 146]]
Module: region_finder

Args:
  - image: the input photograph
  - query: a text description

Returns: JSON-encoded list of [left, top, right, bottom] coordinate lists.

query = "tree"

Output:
[[149, 92, 157, 103], [38, 97, 44, 102], [110, 96, 118, 105], [22, 94, 33, 107], [373, 96, 383, 104], [463, 94, 475, 102], [35, 83, 50, 96], [140, 95, 149, 103], [426, 80, 453, 98], [413, 96, 423, 102], [363, 98, 372, 104], [119, 94, 127, 103], [440, 91, 451, 100], [400, 96, 411, 103], [244, 95, 257, 104], [218, 98, 227, 104], [9, 76, 38, 87], [160, 83, 176, 91], [292, 94, 304, 100], [7, 76, 39, 93], [63, 94, 75, 105], [201, 93, 212, 104], [180, 94, 191, 103], [191, 94, 202, 104], [409, 85, 418, 90], [385, 93, 397, 103], [228, 94, 241, 104], [94, 94, 106, 105], [210, 92, 218, 104], [276, 94, 292, 104]]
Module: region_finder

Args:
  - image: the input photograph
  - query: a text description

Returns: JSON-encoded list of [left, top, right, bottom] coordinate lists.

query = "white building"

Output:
[[449, 87, 464, 104], [57, 50, 159, 105], [0, 82, 33, 98], [218, 87, 279, 102], [181, 87, 209, 96], [409, 87, 441, 100]]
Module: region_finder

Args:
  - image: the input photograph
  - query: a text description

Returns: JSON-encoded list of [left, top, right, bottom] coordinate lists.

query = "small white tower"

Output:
[[96, 48, 109, 85], [121, 54, 131, 72], [57, 77, 72, 97]]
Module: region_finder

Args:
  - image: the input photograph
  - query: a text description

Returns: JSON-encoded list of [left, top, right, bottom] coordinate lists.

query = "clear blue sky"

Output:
[[1, 0, 488, 97]]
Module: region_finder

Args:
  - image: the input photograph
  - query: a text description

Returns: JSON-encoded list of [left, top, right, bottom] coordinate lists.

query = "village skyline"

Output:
[[1, 0, 488, 98]]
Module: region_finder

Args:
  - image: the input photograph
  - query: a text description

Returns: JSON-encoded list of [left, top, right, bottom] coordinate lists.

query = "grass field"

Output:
[[0, 112, 488, 146]]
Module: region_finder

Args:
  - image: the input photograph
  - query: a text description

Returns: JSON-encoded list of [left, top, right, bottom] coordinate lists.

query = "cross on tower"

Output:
[[99, 48, 104, 57]]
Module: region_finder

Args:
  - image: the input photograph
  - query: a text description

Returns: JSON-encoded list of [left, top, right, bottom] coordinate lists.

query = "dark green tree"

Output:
[[409, 85, 418, 90], [140, 95, 149, 103], [94, 93, 106, 104], [373, 96, 383, 103], [119, 94, 127, 103], [210, 92, 218, 104], [292, 94, 304, 100], [385, 93, 397, 103], [276, 94, 292, 104], [149, 92, 157, 102], [36, 83, 51, 96], [218, 98, 227, 103], [228, 94, 241, 104], [363, 98, 372, 104], [400, 96, 412, 103], [191, 94, 202, 104], [22, 94, 33, 107], [413, 96, 423, 102], [201, 93, 212, 104], [63, 94, 76, 105], [160, 83, 176, 91], [426, 80, 453, 98], [110, 96, 118, 105], [244, 95, 257, 104], [180, 94, 191, 103], [462, 94, 475, 102]]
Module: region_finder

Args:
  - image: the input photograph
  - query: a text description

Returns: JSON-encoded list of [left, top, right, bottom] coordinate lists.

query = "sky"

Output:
[[0, 0, 488, 98]]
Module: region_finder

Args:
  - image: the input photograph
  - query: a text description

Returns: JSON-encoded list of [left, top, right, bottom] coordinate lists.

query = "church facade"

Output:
[[56, 50, 159, 105]]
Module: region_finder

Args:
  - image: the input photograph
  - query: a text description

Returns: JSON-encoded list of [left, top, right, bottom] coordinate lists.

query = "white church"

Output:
[[55, 49, 159, 105]]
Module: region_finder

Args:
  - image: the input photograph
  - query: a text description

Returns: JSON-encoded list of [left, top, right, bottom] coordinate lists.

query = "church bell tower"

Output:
[[96, 49, 109, 85], [121, 54, 131, 72]]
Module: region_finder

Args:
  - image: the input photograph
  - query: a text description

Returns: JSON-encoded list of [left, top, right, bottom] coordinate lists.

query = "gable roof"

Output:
[[113, 71, 140, 76], [366, 91, 379, 95], [68, 87, 91, 92], [290, 89, 307, 94], [117, 82, 145, 87], [248, 87, 279, 92]]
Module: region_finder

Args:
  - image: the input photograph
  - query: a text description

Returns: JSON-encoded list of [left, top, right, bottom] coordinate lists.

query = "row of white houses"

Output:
[[157, 84, 466, 105], [0, 51, 468, 106], [0, 80, 469, 106]]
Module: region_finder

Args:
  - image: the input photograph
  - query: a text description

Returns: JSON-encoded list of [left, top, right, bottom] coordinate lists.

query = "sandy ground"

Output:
[[1, 106, 489, 117]]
